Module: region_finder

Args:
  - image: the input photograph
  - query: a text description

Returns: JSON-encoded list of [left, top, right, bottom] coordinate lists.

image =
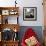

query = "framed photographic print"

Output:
[[23, 7, 37, 21], [2, 28, 13, 41], [2, 10, 9, 15], [9, 9, 18, 15], [8, 16, 18, 24]]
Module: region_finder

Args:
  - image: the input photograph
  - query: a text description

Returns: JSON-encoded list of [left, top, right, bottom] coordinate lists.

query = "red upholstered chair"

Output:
[[21, 28, 41, 46]]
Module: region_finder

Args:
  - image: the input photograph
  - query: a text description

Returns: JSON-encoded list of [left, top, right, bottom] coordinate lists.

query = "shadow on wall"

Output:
[[18, 26, 44, 44]]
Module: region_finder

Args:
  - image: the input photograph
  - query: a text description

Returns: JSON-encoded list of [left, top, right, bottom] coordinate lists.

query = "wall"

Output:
[[18, 0, 44, 26], [0, 0, 44, 26]]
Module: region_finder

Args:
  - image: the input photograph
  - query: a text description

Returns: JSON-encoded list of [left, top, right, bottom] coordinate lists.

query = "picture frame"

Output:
[[23, 7, 37, 21], [8, 16, 18, 24], [2, 16, 18, 24], [2, 10, 9, 15], [9, 10, 18, 15], [1, 28, 13, 41]]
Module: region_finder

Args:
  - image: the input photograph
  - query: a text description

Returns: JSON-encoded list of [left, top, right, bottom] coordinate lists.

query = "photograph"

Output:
[[23, 7, 37, 21]]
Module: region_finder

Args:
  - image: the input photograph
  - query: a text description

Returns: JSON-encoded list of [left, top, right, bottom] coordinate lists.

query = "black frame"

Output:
[[23, 7, 37, 21]]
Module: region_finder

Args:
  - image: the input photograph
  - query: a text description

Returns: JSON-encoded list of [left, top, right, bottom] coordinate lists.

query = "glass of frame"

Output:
[[23, 7, 37, 21]]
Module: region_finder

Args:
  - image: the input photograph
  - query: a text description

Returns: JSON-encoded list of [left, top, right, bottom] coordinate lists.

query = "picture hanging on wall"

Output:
[[23, 7, 37, 21]]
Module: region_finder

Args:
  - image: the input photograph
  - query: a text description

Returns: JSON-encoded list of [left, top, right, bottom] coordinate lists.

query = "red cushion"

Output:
[[21, 28, 41, 46]]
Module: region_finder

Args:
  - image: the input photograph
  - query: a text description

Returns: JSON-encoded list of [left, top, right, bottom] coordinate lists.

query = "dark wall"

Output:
[[18, 26, 44, 44]]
